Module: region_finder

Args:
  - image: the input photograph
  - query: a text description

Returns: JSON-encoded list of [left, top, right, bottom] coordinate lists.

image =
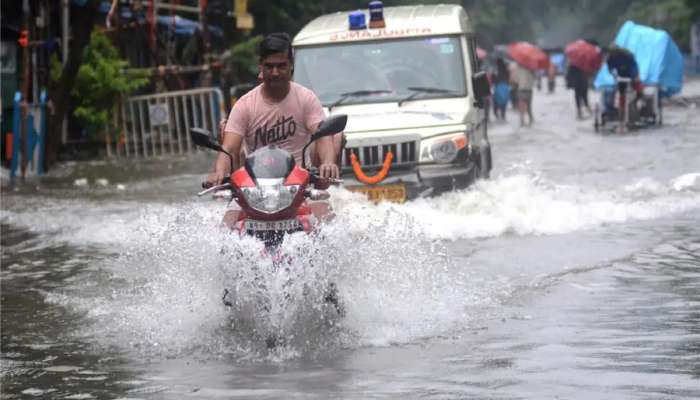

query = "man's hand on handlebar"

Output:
[[319, 162, 339, 179], [207, 169, 228, 186]]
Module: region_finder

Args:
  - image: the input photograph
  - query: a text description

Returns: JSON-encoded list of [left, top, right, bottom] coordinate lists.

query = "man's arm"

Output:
[[208, 132, 243, 185], [315, 134, 339, 179], [303, 89, 339, 179]]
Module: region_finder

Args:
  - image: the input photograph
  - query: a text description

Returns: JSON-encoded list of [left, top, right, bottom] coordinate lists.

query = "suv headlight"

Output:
[[240, 180, 300, 214], [419, 132, 468, 164]]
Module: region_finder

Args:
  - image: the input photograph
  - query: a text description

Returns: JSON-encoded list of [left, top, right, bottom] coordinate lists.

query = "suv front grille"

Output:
[[342, 141, 418, 169]]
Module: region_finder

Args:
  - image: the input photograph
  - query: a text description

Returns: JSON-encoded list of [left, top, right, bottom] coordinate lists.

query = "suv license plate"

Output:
[[346, 183, 407, 203], [244, 219, 302, 231]]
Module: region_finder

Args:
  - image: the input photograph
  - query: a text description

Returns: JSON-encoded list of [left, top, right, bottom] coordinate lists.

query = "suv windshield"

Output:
[[294, 36, 467, 107]]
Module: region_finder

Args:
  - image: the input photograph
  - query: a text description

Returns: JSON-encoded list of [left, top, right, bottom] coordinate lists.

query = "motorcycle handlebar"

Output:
[[200, 174, 340, 195], [198, 182, 232, 197], [201, 176, 230, 189], [324, 177, 344, 185], [307, 167, 343, 185], [312, 174, 343, 189]]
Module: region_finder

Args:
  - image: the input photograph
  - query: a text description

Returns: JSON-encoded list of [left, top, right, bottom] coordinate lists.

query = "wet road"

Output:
[[2, 78, 700, 399]]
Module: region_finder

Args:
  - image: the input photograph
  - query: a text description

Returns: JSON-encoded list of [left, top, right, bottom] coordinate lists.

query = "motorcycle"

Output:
[[191, 115, 347, 347]]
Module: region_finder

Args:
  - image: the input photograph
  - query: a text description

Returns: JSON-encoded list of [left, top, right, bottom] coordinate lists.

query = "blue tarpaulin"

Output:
[[593, 20, 683, 97]]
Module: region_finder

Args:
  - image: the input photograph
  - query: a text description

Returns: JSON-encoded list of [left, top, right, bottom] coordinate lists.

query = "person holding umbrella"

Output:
[[565, 39, 603, 120], [566, 64, 591, 119], [507, 42, 549, 127], [511, 62, 535, 126]]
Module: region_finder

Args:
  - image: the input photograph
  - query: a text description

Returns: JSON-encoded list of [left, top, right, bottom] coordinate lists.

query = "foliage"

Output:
[[238, 0, 692, 51], [53, 29, 149, 138], [619, 0, 693, 50], [248, 0, 368, 36], [49, 54, 63, 84], [689, 0, 700, 20], [225, 35, 263, 82]]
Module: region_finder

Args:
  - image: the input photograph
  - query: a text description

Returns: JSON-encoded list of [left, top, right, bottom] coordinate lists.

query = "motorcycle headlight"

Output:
[[419, 132, 468, 164], [240, 179, 300, 214]]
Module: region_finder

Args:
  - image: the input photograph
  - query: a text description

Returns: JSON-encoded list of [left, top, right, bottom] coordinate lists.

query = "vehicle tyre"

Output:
[[472, 145, 491, 180]]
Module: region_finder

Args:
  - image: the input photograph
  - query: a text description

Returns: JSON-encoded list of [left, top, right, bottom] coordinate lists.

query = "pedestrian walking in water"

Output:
[[566, 64, 591, 119], [508, 61, 519, 110], [492, 58, 511, 121], [512, 62, 535, 126], [547, 63, 557, 93]]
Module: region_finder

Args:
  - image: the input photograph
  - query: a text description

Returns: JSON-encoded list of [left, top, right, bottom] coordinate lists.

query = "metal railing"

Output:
[[120, 87, 224, 157]]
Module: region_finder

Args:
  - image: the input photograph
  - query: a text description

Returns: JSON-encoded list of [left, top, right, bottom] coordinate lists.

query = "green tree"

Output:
[[619, 0, 692, 51], [225, 35, 263, 83], [46, 0, 100, 169], [54, 29, 149, 142]]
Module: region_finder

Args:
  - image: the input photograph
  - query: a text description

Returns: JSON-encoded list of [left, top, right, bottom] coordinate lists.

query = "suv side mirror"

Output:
[[472, 71, 491, 108]]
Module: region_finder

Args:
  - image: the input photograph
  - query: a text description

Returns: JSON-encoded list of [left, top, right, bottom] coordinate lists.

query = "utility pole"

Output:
[[199, 0, 212, 86], [61, 0, 69, 144], [20, 0, 31, 179]]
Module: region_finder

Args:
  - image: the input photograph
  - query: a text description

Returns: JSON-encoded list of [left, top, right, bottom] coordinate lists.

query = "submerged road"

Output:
[[2, 78, 700, 399]]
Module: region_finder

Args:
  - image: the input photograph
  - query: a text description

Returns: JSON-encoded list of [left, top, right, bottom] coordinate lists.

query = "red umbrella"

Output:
[[507, 41, 550, 71], [477, 47, 488, 60], [565, 40, 603, 74]]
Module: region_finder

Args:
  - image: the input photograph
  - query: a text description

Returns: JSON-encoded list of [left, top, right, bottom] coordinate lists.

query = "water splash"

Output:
[[332, 169, 700, 241], [15, 168, 700, 359]]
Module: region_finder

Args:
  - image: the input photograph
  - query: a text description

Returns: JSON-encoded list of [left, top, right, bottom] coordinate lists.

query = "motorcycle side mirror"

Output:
[[190, 128, 222, 152], [311, 114, 347, 142], [302, 114, 348, 169], [472, 71, 491, 108], [191, 127, 235, 173]]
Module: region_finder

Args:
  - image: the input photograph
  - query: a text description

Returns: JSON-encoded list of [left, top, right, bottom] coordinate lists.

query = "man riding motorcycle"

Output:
[[208, 33, 344, 228]]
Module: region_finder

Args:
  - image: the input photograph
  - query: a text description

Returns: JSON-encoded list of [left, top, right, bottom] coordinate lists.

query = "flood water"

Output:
[[2, 78, 700, 399]]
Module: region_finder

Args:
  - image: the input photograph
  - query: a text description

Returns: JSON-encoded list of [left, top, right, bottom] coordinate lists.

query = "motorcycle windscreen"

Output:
[[244, 145, 295, 180]]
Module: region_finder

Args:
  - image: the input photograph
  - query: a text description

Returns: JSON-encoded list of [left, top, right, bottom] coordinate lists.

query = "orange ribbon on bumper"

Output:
[[350, 151, 393, 185]]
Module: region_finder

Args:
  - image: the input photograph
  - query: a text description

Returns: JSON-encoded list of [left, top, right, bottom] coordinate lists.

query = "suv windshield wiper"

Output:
[[326, 90, 392, 111], [397, 86, 458, 107]]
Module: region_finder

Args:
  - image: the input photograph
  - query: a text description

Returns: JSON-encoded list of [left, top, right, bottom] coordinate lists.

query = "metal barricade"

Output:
[[121, 87, 224, 158]]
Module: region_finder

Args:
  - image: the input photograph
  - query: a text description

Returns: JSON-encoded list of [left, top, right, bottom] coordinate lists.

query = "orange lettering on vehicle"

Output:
[[350, 151, 393, 185]]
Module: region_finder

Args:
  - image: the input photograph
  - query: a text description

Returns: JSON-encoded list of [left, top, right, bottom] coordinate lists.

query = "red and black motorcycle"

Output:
[[192, 114, 346, 248], [191, 115, 347, 328]]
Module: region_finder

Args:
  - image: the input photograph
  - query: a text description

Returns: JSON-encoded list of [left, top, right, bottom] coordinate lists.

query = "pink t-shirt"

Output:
[[224, 82, 326, 165]]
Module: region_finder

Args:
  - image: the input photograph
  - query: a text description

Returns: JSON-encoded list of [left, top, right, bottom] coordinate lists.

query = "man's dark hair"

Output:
[[258, 32, 293, 61]]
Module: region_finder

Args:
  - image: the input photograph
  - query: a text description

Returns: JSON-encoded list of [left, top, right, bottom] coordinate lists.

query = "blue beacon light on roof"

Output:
[[349, 11, 366, 30], [368, 1, 386, 29]]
